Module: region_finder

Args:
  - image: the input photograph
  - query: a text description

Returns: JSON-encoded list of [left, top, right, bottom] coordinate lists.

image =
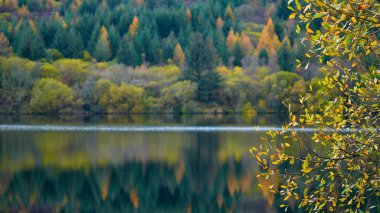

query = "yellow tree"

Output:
[[252, 0, 380, 212], [173, 43, 185, 67], [19, 5, 30, 18], [256, 18, 280, 56], [186, 8, 192, 21], [224, 5, 235, 22], [0, 33, 13, 57], [129, 16, 139, 37], [216, 17, 223, 29], [226, 28, 238, 51], [240, 32, 253, 54]]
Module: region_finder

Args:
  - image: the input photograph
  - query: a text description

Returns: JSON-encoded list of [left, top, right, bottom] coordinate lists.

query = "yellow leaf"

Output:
[[295, 0, 301, 10], [289, 13, 297, 19], [306, 28, 314, 34]]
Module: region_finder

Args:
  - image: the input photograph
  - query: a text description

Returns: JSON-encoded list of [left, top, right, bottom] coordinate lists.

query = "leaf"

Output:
[[295, 0, 301, 10], [289, 13, 297, 19]]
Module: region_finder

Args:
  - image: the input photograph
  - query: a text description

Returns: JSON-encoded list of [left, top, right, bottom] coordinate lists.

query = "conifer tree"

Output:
[[185, 8, 192, 21], [232, 42, 244, 67], [240, 32, 253, 54], [257, 18, 280, 56], [277, 36, 294, 71], [184, 33, 220, 102], [173, 43, 185, 67], [129, 16, 138, 37], [117, 34, 140, 66], [0, 33, 13, 57], [94, 26, 112, 61]]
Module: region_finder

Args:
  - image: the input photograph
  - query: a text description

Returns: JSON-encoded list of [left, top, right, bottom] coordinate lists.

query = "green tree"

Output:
[[94, 26, 112, 62], [252, 1, 380, 212], [277, 36, 294, 72], [29, 78, 74, 113], [117, 34, 140, 66], [16, 21, 46, 60], [184, 33, 220, 103], [232, 42, 244, 67]]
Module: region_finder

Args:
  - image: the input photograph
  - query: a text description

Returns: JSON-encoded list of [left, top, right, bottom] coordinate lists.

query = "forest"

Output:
[[0, 0, 326, 114]]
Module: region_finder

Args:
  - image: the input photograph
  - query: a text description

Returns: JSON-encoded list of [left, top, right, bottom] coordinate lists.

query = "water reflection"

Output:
[[0, 115, 284, 212]]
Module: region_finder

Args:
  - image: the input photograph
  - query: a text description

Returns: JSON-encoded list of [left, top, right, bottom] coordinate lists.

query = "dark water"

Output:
[[0, 114, 287, 212]]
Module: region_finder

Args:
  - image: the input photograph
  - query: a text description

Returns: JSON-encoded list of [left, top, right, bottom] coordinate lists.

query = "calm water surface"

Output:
[[0, 114, 288, 212]]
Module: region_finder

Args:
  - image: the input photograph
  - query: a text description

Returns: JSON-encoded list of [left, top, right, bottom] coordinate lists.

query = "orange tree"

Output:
[[251, 0, 380, 212]]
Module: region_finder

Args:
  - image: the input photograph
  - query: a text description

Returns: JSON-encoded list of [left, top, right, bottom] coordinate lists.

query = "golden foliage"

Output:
[[0, 32, 13, 57], [226, 28, 238, 51], [129, 189, 139, 209], [240, 32, 253, 54], [186, 8, 192, 21], [129, 16, 139, 36], [256, 18, 280, 56], [224, 5, 235, 22], [173, 43, 185, 67], [216, 16, 223, 28], [19, 5, 30, 18]]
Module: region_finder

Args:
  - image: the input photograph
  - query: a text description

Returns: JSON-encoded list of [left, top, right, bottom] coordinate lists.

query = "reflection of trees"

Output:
[[0, 135, 271, 212]]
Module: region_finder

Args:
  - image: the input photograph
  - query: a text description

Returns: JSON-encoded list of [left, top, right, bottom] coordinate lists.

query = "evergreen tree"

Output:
[[16, 22, 45, 60], [232, 42, 244, 67], [184, 33, 220, 103], [212, 29, 228, 65], [94, 26, 112, 61], [108, 25, 120, 58], [277, 36, 294, 71], [117, 34, 140, 66]]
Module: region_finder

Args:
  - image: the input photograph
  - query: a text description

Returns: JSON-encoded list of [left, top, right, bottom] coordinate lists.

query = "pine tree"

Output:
[[16, 22, 45, 60], [232, 42, 244, 67], [117, 34, 140, 66], [277, 36, 294, 71], [94, 26, 112, 62], [213, 29, 228, 65], [185, 33, 220, 103]]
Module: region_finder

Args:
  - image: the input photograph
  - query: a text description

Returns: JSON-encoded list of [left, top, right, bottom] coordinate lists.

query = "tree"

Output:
[[117, 34, 140, 66], [161, 80, 197, 113], [94, 26, 112, 62], [240, 32, 253, 55], [173, 43, 185, 67], [0, 33, 12, 56], [29, 78, 74, 113], [231, 42, 244, 67], [129, 16, 139, 37], [184, 33, 220, 103], [277, 36, 294, 71], [16, 22, 46, 60], [252, 1, 380, 212], [256, 18, 280, 57]]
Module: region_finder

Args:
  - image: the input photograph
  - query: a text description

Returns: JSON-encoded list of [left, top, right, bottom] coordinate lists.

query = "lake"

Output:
[[0, 114, 288, 212]]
